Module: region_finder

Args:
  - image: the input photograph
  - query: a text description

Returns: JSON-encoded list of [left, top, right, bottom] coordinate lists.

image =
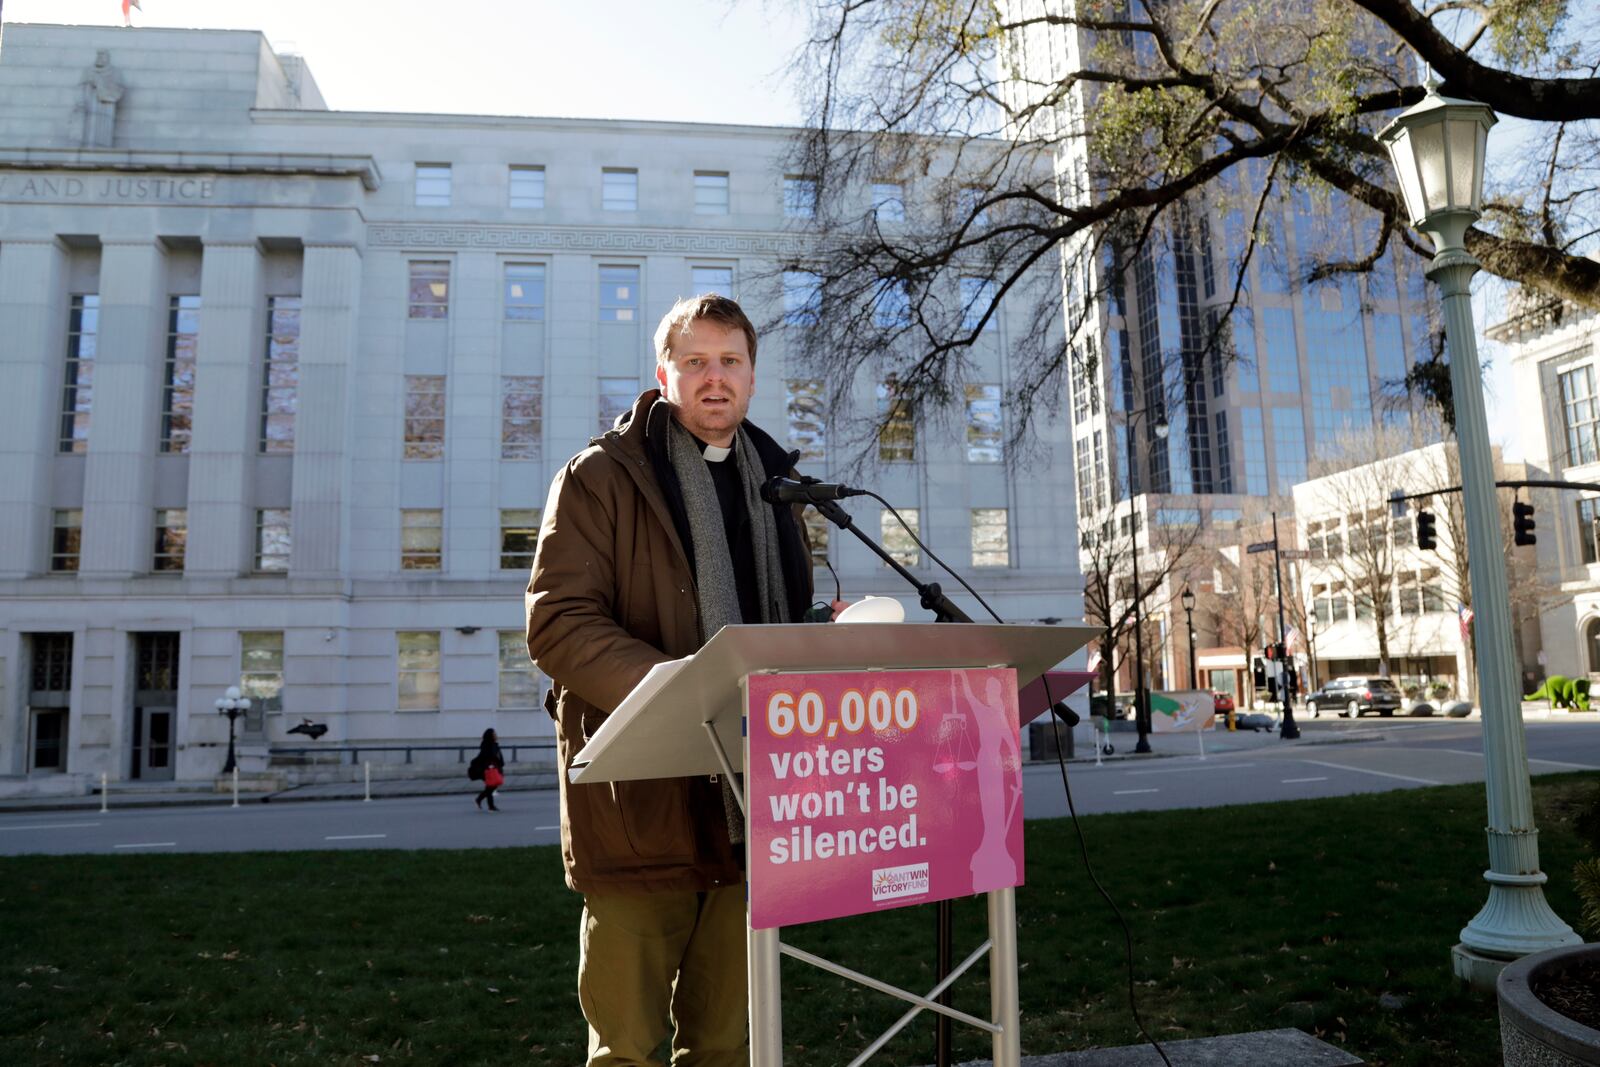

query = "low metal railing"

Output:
[[269, 742, 557, 767]]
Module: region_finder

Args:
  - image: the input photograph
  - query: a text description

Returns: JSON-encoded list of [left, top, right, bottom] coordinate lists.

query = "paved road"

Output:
[[2, 717, 1595, 856]]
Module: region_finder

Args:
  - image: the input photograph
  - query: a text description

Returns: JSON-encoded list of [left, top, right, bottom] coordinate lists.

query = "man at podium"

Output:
[[526, 294, 814, 1065]]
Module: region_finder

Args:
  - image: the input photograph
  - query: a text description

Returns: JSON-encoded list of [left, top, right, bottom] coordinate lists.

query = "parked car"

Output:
[[1212, 691, 1235, 715], [1304, 676, 1404, 718]]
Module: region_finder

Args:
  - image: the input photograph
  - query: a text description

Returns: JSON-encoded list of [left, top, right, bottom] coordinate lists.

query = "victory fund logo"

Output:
[[871, 862, 930, 903]]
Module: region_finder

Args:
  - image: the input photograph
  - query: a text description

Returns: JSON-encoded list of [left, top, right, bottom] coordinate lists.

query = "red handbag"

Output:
[[483, 766, 504, 788]]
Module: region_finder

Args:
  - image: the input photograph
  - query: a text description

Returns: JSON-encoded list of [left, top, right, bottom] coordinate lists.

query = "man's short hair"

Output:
[[654, 293, 759, 367]]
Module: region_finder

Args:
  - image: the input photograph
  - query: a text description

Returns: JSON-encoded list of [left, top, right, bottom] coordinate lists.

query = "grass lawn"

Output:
[[3, 774, 1596, 1066]]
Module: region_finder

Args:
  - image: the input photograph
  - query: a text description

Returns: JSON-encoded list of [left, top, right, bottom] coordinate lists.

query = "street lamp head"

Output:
[[1181, 586, 1196, 613], [1378, 81, 1496, 252], [238, 697, 252, 711], [214, 698, 227, 711], [225, 685, 241, 701], [1153, 414, 1170, 440]]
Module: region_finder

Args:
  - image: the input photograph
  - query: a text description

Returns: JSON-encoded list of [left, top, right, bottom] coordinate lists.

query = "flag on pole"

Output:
[[122, 1, 142, 26], [1284, 624, 1303, 654], [1458, 604, 1475, 642]]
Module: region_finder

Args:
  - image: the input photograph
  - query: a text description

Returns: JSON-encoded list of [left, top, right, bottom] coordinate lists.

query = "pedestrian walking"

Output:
[[469, 728, 505, 811]]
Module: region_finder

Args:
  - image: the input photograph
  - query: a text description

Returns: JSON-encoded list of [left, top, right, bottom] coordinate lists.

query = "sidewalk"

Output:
[[940, 1027, 1362, 1066], [0, 726, 1384, 813]]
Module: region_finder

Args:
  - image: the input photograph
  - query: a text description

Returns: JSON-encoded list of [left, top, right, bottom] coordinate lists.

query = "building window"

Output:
[[602, 168, 638, 211], [692, 265, 734, 298], [260, 296, 300, 453], [240, 631, 284, 715], [694, 171, 730, 214], [802, 508, 830, 565], [498, 629, 542, 710], [160, 295, 200, 453], [153, 508, 187, 572], [1076, 438, 1094, 519], [1578, 498, 1600, 565], [599, 377, 636, 433], [1421, 568, 1448, 613], [959, 277, 997, 332], [872, 279, 911, 328], [782, 270, 821, 326], [502, 376, 543, 460], [414, 163, 452, 206], [1271, 407, 1307, 494], [599, 265, 640, 322], [882, 507, 920, 567], [784, 175, 817, 218], [871, 182, 905, 223], [404, 375, 446, 459], [400, 509, 443, 570], [965, 384, 1003, 463], [876, 381, 916, 463], [785, 379, 826, 462], [1559, 365, 1600, 467], [51, 509, 82, 572], [59, 294, 98, 453], [397, 631, 441, 711], [957, 185, 989, 226], [500, 508, 540, 570], [1397, 571, 1423, 616], [504, 263, 546, 321], [255, 508, 291, 572], [509, 165, 546, 209], [408, 260, 450, 319], [971, 508, 1009, 567]]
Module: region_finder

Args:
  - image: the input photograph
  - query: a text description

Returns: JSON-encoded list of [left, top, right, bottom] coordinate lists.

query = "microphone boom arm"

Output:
[[807, 498, 975, 624]]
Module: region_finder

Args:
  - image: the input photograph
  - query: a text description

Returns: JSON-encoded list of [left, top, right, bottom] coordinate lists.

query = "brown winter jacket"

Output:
[[525, 390, 814, 895]]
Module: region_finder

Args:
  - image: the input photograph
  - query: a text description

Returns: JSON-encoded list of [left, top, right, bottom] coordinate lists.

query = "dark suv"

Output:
[[1305, 676, 1404, 718]]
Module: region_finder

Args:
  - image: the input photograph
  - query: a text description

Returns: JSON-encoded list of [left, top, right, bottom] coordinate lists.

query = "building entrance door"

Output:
[[27, 633, 73, 774], [29, 709, 67, 772], [131, 633, 180, 782], [131, 706, 176, 780]]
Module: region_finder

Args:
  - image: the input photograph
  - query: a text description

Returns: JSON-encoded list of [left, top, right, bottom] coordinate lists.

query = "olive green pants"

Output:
[[578, 885, 747, 1066]]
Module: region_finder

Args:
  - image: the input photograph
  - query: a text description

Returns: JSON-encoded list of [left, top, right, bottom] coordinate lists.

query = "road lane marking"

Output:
[[1297, 759, 1441, 785], [324, 834, 386, 841], [1113, 789, 1159, 795], [1282, 776, 1329, 783], [1435, 748, 1599, 770], [1127, 762, 1256, 776], [0, 822, 101, 832], [114, 842, 176, 849]]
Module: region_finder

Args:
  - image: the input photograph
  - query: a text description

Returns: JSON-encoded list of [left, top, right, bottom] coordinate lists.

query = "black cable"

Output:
[[824, 556, 843, 602], [868, 493, 1173, 1067]]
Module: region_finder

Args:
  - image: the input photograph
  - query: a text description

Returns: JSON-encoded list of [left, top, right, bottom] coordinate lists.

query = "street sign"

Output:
[[1278, 549, 1310, 560], [1246, 541, 1276, 554]]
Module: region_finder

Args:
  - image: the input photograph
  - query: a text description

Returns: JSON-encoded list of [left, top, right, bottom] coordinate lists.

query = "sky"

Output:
[[0, 0, 1530, 459]]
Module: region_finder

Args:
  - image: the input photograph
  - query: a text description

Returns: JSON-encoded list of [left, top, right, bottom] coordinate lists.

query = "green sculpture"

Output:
[[1525, 675, 1592, 711]]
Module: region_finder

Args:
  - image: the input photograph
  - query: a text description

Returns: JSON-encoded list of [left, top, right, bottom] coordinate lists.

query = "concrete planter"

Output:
[[1497, 943, 1600, 1065]]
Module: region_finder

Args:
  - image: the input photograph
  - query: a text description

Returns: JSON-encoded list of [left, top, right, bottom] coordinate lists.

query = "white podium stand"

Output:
[[572, 621, 1095, 1066]]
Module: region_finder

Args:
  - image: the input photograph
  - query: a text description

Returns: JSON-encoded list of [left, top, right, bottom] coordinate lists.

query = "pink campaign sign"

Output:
[[745, 668, 1024, 930]]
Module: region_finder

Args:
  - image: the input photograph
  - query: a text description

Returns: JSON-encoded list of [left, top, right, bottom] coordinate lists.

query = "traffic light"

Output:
[[1514, 501, 1536, 546], [1416, 510, 1438, 551]]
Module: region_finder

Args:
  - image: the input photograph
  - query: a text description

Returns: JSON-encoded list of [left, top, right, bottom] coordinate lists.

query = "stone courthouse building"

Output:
[[0, 24, 1080, 792]]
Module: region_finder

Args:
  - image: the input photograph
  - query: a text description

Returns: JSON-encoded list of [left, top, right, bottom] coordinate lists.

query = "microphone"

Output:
[[761, 476, 867, 504], [1050, 700, 1081, 728]]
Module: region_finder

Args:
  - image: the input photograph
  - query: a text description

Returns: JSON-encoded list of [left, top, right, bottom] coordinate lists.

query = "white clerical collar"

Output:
[[702, 443, 733, 463]]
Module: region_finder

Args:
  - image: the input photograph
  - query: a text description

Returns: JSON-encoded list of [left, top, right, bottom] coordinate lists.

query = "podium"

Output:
[[571, 621, 1096, 1066]]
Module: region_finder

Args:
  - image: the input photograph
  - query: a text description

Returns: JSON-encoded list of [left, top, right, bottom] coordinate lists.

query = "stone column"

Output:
[[0, 239, 69, 577], [81, 240, 168, 577], [185, 242, 264, 576], [291, 244, 362, 576]]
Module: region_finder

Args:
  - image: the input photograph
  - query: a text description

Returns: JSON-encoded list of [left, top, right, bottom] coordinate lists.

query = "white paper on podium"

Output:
[[569, 621, 1097, 785]]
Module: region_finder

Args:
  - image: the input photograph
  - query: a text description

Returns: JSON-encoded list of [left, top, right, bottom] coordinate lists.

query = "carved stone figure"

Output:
[[79, 51, 124, 148]]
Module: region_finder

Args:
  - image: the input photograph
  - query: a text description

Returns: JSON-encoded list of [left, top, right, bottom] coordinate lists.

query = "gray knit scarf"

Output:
[[666, 418, 789, 845]]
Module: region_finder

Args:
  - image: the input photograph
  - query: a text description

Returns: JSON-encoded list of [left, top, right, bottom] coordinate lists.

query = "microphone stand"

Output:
[[809, 497, 969, 1065]]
